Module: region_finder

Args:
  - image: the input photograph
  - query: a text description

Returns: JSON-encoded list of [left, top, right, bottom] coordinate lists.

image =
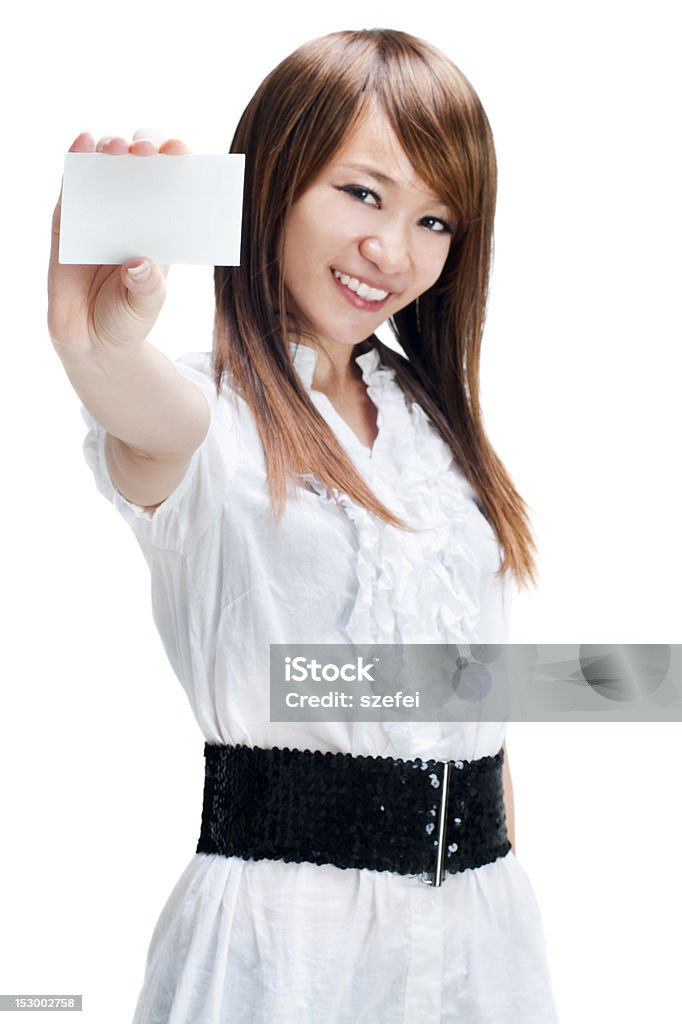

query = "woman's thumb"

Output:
[[122, 258, 166, 315]]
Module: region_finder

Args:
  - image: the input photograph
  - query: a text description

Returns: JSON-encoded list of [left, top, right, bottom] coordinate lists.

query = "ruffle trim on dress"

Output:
[[299, 344, 485, 645]]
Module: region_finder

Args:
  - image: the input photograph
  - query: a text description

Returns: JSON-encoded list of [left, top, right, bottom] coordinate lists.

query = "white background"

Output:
[[2, 1, 680, 1021]]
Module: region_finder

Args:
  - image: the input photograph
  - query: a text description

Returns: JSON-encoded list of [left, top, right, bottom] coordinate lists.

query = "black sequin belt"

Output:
[[196, 743, 511, 887]]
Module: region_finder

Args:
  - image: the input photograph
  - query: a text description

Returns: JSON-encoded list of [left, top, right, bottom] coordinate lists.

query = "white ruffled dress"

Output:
[[81, 341, 559, 1024]]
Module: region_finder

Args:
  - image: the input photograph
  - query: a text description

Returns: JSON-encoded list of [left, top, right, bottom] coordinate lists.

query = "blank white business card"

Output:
[[59, 152, 245, 266]]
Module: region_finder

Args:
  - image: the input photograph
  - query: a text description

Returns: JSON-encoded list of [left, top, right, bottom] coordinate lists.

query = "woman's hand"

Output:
[[47, 128, 191, 358]]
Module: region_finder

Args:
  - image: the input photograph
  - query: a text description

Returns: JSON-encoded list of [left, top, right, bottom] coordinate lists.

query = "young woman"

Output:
[[48, 27, 559, 1024]]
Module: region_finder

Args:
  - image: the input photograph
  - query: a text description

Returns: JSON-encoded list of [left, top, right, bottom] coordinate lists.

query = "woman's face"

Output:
[[281, 103, 455, 356]]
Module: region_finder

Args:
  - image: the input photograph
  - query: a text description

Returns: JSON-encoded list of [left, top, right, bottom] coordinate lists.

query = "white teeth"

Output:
[[333, 269, 388, 302]]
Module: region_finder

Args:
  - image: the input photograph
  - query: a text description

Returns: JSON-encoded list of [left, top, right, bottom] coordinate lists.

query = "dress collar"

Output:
[[288, 341, 381, 389]]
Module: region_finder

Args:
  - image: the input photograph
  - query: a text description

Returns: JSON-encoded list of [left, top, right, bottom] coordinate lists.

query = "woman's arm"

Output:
[[502, 740, 516, 854], [65, 341, 210, 508]]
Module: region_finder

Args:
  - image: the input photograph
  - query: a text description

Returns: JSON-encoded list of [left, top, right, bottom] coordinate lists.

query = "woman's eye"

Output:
[[340, 185, 381, 207], [421, 216, 453, 235]]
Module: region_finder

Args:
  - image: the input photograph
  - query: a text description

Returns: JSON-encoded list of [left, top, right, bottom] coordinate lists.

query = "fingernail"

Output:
[[127, 259, 151, 281]]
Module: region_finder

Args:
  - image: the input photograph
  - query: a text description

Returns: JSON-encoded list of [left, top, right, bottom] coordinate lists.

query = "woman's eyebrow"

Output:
[[335, 162, 449, 207]]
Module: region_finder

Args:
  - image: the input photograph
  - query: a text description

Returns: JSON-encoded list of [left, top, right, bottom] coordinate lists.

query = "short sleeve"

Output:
[[80, 351, 237, 554]]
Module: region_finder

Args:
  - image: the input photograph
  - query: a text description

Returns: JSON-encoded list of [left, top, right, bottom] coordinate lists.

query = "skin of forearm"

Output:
[[502, 741, 516, 854], [54, 339, 209, 460]]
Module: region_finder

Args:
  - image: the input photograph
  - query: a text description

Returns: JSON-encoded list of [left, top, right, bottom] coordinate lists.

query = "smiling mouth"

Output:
[[331, 268, 391, 307]]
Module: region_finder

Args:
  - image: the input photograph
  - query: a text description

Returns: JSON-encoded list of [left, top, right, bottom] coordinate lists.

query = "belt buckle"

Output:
[[420, 760, 451, 888]]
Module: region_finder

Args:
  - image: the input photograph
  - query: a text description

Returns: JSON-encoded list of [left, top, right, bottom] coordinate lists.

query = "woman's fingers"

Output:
[[69, 132, 95, 153], [131, 128, 164, 155], [90, 129, 191, 156], [159, 139, 192, 155], [131, 129, 192, 156], [96, 135, 128, 154], [86, 129, 191, 157], [129, 138, 159, 155]]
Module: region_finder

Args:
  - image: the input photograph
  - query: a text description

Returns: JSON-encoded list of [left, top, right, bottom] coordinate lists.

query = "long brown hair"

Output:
[[213, 28, 538, 589]]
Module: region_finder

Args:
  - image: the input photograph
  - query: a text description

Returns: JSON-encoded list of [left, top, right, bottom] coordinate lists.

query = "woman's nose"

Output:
[[359, 229, 411, 276]]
